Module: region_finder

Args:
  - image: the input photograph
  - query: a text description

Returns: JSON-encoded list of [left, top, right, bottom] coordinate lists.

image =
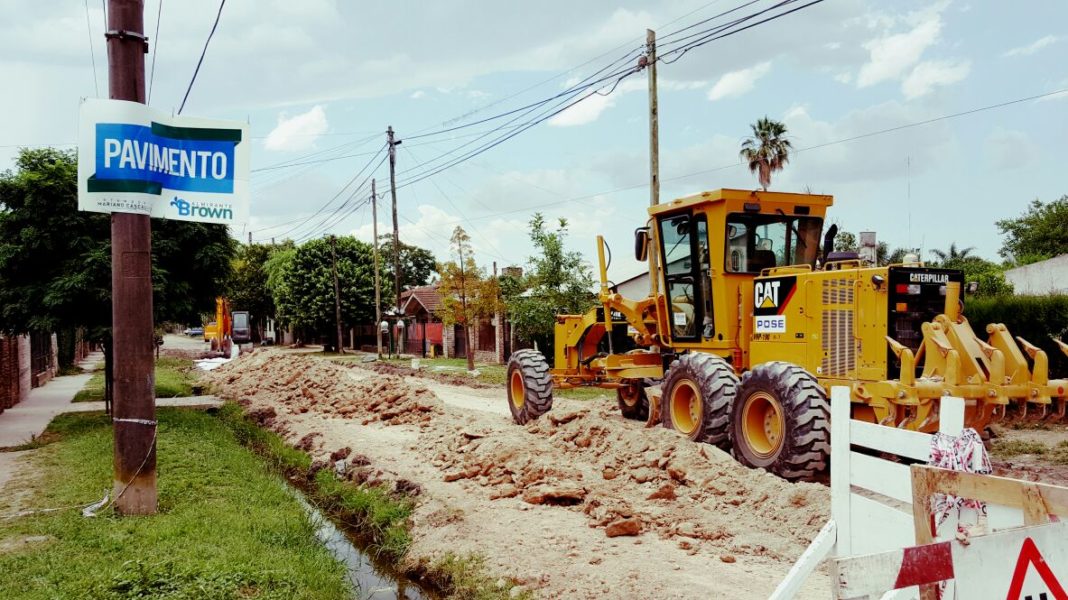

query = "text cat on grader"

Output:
[[504, 189, 1068, 481]]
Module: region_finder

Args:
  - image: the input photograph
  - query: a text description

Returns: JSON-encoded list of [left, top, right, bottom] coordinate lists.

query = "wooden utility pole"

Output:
[[329, 235, 344, 354], [247, 231, 252, 244], [646, 28, 661, 300], [371, 179, 382, 357], [387, 126, 402, 312], [107, 0, 156, 515]]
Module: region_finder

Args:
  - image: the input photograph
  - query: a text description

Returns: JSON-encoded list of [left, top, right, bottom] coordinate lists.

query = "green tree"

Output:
[[929, 242, 975, 264], [227, 241, 294, 340], [996, 196, 1068, 265], [436, 227, 499, 371], [506, 214, 595, 349], [376, 235, 437, 309], [265, 236, 375, 349], [885, 247, 921, 265], [0, 147, 235, 389], [739, 117, 792, 191]]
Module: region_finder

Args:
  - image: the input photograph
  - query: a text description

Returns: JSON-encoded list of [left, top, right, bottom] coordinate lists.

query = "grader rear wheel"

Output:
[[731, 362, 830, 481], [617, 380, 649, 421], [506, 349, 553, 424], [660, 353, 737, 449]]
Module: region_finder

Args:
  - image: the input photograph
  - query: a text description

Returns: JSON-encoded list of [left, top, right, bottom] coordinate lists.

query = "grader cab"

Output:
[[505, 189, 1068, 481]]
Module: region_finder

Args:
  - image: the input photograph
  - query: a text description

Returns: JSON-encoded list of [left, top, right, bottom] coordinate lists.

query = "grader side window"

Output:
[[725, 214, 823, 273]]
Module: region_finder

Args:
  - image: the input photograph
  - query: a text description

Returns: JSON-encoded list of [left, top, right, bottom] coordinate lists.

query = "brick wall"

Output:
[[0, 337, 19, 410]]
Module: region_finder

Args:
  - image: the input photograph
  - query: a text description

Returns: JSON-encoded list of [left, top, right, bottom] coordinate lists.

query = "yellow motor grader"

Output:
[[505, 189, 1068, 480]]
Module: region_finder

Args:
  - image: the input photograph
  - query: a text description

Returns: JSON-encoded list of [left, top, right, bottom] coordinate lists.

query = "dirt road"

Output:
[[205, 350, 830, 598]]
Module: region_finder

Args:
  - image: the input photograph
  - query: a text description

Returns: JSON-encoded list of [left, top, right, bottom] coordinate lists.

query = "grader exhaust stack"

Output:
[[504, 189, 1067, 482]]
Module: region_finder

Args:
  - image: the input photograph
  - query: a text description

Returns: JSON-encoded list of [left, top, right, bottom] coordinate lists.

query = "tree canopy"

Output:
[[226, 241, 293, 335], [0, 147, 235, 341], [266, 236, 375, 345], [506, 214, 595, 346], [996, 196, 1068, 265], [436, 227, 499, 370], [377, 234, 437, 308], [739, 117, 792, 191]]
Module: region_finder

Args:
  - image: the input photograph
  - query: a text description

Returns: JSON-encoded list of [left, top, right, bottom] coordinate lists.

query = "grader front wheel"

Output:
[[506, 349, 553, 424], [731, 362, 830, 481], [661, 353, 738, 449]]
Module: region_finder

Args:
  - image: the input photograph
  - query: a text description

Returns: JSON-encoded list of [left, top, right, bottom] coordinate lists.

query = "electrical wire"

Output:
[[177, 0, 226, 115], [261, 149, 388, 241], [148, 0, 163, 105], [83, 0, 99, 97], [659, 0, 825, 64]]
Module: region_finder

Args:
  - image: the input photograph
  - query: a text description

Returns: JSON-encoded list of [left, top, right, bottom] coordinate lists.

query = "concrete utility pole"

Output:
[[387, 126, 402, 312], [247, 231, 252, 244], [646, 28, 661, 300], [371, 179, 382, 357], [107, 0, 156, 515], [329, 235, 344, 354]]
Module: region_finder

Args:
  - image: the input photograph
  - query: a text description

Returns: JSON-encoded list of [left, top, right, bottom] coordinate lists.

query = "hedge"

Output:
[[964, 294, 1068, 378]]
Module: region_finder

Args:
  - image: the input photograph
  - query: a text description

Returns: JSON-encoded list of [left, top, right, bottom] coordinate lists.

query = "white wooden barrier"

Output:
[[769, 387, 965, 600]]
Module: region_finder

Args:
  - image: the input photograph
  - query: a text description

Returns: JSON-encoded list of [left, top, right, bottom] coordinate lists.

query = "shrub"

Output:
[[965, 294, 1068, 377]]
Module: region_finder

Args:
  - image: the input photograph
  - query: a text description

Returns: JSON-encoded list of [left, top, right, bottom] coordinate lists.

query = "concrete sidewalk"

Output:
[[65, 395, 223, 413], [0, 371, 93, 447], [0, 350, 224, 448]]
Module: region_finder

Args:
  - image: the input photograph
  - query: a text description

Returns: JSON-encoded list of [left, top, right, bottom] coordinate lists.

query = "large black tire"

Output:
[[731, 362, 830, 481], [661, 353, 737, 449], [507, 349, 553, 424], [617, 379, 650, 421]]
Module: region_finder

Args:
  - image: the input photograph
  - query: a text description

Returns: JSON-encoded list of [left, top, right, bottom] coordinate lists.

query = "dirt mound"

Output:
[[204, 350, 442, 426], [425, 403, 827, 558]]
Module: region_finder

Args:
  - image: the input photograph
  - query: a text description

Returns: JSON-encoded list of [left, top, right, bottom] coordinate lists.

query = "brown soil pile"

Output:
[[424, 403, 827, 559], [205, 350, 442, 426]]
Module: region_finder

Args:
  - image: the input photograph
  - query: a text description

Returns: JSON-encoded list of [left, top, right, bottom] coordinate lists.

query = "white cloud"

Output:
[[547, 92, 617, 127], [901, 59, 970, 99], [706, 61, 771, 101], [263, 105, 328, 151], [1002, 35, 1060, 58], [984, 129, 1039, 170], [834, 72, 853, 84], [410, 90, 426, 99], [856, 15, 942, 87]]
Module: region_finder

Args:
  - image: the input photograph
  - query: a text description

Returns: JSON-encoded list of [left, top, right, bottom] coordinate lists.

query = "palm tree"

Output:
[[739, 117, 793, 191], [930, 242, 975, 264]]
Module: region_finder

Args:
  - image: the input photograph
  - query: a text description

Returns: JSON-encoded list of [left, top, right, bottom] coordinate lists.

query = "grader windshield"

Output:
[[726, 213, 822, 273]]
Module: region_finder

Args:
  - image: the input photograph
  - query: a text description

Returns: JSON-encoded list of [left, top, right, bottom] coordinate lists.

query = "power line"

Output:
[[388, 1, 821, 192], [83, 0, 99, 97], [177, 0, 226, 115], [257, 148, 388, 240], [378, 86, 1068, 232], [659, 0, 825, 64], [148, 0, 163, 105]]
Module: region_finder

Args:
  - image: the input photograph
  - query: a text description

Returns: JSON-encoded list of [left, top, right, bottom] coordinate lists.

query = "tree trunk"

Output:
[[464, 324, 474, 372]]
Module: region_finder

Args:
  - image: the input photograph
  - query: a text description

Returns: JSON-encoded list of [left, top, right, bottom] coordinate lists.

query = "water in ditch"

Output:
[[285, 485, 436, 600]]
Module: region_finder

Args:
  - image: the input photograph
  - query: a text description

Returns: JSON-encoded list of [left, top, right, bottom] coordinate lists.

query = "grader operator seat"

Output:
[[749, 249, 777, 273]]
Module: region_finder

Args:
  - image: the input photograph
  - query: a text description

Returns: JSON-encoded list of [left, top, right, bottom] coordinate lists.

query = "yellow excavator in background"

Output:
[[505, 189, 1068, 481]]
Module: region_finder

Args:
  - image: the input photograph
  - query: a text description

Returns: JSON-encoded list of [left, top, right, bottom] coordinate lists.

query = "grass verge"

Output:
[[73, 357, 197, 402], [0, 408, 351, 600], [991, 439, 1068, 464], [216, 402, 530, 599], [216, 403, 414, 560]]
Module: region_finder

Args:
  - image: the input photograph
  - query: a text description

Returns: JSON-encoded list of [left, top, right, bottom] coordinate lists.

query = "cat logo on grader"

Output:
[[504, 189, 1068, 481]]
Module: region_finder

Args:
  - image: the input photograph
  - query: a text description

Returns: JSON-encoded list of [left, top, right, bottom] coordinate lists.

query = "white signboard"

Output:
[[954, 522, 1068, 600], [77, 99, 249, 225]]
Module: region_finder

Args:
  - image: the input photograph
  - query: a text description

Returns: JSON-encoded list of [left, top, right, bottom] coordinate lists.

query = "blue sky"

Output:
[[1, 0, 1065, 282]]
